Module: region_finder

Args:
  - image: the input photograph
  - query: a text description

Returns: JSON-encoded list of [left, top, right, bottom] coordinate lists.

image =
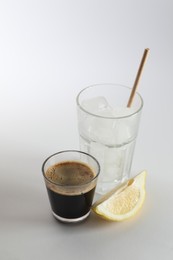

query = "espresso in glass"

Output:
[[42, 151, 100, 223]]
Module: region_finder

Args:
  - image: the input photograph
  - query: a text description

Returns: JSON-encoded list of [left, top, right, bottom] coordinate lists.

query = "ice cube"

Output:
[[112, 119, 132, 145], [86, 116, 133, 146], [104, 146, 126, 181], [80, 97, 137, 146], [82, 96, 108, 112], [82, 96, 114, 117], [110, 106, 137, 145]]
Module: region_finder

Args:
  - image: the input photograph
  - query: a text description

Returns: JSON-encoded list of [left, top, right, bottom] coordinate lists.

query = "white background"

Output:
[[0, 0, 173, 259]]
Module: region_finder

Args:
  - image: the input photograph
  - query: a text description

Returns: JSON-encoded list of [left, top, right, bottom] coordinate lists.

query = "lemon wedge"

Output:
[[92, 171, 147, 221]]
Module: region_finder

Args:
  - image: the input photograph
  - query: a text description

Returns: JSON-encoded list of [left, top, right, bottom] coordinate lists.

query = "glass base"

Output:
[[96, 177, 128, 195], [52, 211, 90, 223]]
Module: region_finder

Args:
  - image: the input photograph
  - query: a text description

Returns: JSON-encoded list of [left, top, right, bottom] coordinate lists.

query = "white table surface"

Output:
[[0, 1, 173, 259]]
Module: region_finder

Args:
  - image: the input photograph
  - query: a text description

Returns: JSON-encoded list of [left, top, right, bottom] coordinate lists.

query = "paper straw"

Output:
[[127, 48, 150, 107]]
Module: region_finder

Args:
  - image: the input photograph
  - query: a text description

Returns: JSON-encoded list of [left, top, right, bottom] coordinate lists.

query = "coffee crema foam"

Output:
[[44, 161, 97, 195]]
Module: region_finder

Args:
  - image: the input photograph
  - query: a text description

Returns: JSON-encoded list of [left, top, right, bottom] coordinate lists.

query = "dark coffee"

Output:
[[45, 161, 96, 220]]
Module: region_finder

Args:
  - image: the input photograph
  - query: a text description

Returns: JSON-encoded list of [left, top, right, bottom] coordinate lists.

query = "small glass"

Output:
[[42, 150, 100, 223]]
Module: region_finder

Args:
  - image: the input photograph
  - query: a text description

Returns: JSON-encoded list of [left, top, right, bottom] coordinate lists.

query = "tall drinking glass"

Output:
[[76, 84, 143, 194]]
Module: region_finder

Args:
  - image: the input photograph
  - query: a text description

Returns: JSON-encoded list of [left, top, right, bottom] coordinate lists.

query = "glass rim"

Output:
[[42, 150, 100, 187], [76, 83, 144, 119]]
